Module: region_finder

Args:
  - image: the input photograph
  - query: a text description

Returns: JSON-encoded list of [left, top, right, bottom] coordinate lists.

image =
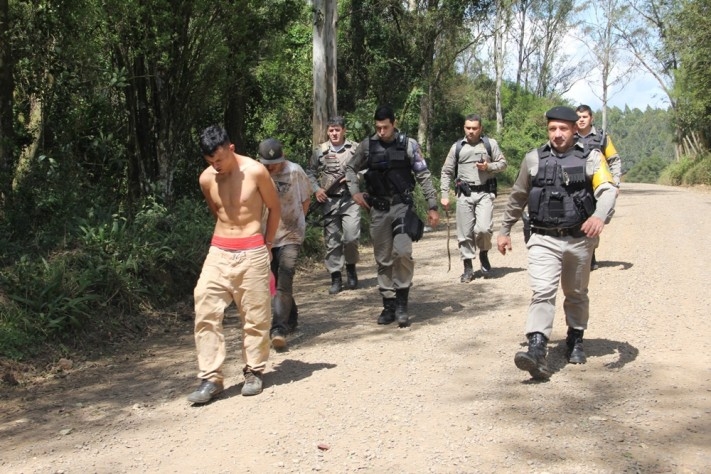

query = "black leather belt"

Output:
[[467, 183, 488, 193], [531, 226, 585, 238]]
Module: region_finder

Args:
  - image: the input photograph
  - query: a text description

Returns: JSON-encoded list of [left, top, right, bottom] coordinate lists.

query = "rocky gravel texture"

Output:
[[1, 182, 710, 473]]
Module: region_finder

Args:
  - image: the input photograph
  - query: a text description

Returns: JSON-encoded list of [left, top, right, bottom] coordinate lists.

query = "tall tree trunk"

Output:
[[312, 0, 338, 147], [417, 84, 433, 157], [494, 0, 506, 134], [0, 0, 14, 211], [12, 94, 43, 191], [514, 0, 531, 90], [225, 87, 248, 154]]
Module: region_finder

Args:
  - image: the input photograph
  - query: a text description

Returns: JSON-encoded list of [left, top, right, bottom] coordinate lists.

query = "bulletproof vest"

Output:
[[366, 134, 415, 195], [527, 145, 596, 229], [578, 129, 606, 152], [318, 142, 350, 191]]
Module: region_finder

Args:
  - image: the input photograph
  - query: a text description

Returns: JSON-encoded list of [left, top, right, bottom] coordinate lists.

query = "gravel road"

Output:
[[1, 182, 710, 473]]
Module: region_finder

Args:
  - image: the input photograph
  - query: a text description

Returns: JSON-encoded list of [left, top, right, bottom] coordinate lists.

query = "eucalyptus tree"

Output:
[[0, 0, 12, 212], [493, 0, 513, 133], [312, 0, 338, 146], [530, 0, 578, 97], [579, 0, 636, 130], [617, 0, 680, 152], [510, 0, 536, 91]]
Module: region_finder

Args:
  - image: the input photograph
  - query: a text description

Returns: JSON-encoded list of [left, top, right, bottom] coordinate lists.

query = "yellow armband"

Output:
[[603, 137, 618, 161], [592, 159, 614, 190]]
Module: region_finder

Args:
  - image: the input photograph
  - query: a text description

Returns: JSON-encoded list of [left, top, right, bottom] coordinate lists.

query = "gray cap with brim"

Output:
[[258, 138, 286, 164]]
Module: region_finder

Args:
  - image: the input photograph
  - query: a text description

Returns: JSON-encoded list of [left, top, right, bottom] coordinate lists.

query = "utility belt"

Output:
[[530, 225, 585, 238], [365, 193, 414, 212], [455, 178, 496, 197]]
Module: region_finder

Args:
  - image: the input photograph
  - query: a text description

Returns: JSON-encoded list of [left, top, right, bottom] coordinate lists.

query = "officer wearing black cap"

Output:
[[496, 106, 617, 380]]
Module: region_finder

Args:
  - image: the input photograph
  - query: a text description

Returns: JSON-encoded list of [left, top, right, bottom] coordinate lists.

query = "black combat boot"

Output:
[[479, 250, 492, 277], [566, 327, 587, 364], [460, 259, 474, 283], [514, 332, 552, 380], [395, 288, 410, 328], [345, 264, 358, 290], [328, 271, 342, 295], [377, 298, 396, 325]]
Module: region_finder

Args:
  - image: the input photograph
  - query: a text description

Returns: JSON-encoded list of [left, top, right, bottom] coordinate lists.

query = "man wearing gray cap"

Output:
[[258, 138, 312, 352], [496, 106, 617, 380]]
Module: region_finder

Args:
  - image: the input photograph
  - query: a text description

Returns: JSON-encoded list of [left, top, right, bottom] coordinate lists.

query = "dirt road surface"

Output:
[[2, 182, 710, 473]]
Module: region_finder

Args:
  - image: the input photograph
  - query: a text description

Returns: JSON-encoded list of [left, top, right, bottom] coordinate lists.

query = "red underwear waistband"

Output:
[[211, 234, 265, 250]]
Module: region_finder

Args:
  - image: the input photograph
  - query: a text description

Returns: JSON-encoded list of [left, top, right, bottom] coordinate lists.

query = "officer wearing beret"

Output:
[[497, 106, 617, 380]]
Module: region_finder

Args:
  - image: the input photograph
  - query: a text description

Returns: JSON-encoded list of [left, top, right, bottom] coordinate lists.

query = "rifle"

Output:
[[305, 174, 347, 225]]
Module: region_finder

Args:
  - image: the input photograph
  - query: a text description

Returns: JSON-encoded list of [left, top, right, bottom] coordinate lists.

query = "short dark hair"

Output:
[[576, 104, 593, 115], [464, 114, 482, 124], [373, 105, 396, 123], [327, 116, 346, 128], [199, 125, 231, 156]]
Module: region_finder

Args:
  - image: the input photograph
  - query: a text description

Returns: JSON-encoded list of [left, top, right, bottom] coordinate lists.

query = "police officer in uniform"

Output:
[[575, 104, 622, 270], [346, 105, 440, 328], [497, 106, 617, 380], [306, 116, 361, 294], [440, 114, 507, 282]]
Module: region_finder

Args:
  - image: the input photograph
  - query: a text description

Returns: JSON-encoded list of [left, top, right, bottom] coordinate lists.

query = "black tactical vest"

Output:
[[528, 145, 596, 229], [366, 134, 415, 195], [577, 129, 606, 152]]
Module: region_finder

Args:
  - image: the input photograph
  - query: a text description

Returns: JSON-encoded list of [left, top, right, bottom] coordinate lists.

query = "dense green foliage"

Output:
[[1, 0, 709, 361], [605, 106, 676, 182], [671, 0, 711, 145], [658, 153, 711, 186]]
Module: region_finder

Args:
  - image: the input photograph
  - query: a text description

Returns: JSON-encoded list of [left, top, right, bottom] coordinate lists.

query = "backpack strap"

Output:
[[454, 136, 493, 177]]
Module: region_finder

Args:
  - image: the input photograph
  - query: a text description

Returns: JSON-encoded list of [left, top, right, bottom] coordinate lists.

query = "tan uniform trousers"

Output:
[[323, 198, 361, 274], [370, 202, 414, 299], [193, 245, 272, 383], [455, 191, 494, 259], [524, 233, 598, 339]]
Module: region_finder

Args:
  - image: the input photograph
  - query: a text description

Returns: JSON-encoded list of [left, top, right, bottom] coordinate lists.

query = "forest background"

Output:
[[1, 0, 710, 363]]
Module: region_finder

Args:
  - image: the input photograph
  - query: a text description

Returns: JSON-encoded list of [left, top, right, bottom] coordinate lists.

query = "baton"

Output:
[[445, 207, 451, 272]]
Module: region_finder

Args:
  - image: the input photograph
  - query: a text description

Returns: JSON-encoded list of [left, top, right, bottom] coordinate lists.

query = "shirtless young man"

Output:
[[187, 125, 281, 404]]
